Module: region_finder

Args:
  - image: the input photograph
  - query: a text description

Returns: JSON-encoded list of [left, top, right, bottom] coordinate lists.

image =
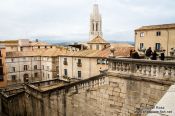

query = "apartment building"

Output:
[[0, 46, 7, 88], [0, 39, 55, 52], [6, 48, 67, 85], [135, 23, 175, 56]]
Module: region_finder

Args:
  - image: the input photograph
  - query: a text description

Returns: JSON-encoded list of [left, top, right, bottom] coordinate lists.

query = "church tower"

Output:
[[89, 4, 103, 40]]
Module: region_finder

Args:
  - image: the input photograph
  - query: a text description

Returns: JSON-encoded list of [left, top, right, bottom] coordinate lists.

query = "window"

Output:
[[0, 67, 3, 75], [90, 45, 92, 50], [96, 45, 99, 50], [24, 65, 28, 71], [96, 23, 98, 31], [11, 75, 16, 81], [45, 46, 47, 48], [34, 65, 37, 70], [42, 65, 44, 70], [38, 46, 40, 49], [0, 75, 3, 81], [78, 71, 81, 78], [155, 43, 161, 51], [0, 50, 1, 57], [97, 59, 101, 64], [77, 59, 82, 67], [156, 31, 161, 36], [43, 73, 44, 77], [92, 23, 94, 31], [34, 73, 38, 77], [101, 59, 106, 64], [12, 67, 15, 72], [47, 66, 49, 70], [78, 59, 81, 64], [48, 74, 50, 79], [34, 57, 37, 61], [20, 47, 23, 51], [140, 43, 144, 50], [64, 69, 68, 76], [50, 46, 52, 48], [23, 57, 26, 61], [63, 58, 68, 65], [140, 32, 144, 37], [0, 59, 2, 66], [56, 66, 59, 72], [11, 58, 14, 62]]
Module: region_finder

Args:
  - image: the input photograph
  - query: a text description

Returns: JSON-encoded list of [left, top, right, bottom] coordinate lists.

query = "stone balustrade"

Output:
[[108, 58, 175, 82], [25, 74, 107, 98], [30, 79, 68, 87]]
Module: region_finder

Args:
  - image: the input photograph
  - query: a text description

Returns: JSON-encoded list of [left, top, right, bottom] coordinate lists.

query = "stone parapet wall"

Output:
[[0, 72, 171, 116], [108, 58, 175, 82]]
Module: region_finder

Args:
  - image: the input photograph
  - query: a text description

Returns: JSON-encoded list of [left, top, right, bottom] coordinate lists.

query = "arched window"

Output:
[[96, 23, 98, 31]]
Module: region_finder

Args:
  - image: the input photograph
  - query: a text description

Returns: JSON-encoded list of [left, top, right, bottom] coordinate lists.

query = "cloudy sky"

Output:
[[0, 0, 175, 42]]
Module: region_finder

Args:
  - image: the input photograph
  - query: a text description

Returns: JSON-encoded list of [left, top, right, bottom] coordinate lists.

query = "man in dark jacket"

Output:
[[145, 47, 152, 58], [160, 50, 165, 61], [151, 50, 158, 60]]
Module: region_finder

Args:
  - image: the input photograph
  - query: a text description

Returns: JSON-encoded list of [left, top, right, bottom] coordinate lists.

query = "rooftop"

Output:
[[62, 46, 134, 58], [87, 36, 109, 44], [6, 48, 68, 58], [135, 23, 175, 31]]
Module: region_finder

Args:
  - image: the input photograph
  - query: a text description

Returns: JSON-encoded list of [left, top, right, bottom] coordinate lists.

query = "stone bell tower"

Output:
[[89, 4, 103, 40]]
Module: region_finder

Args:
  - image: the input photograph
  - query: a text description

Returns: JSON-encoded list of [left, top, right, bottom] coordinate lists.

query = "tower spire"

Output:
[[89, 3, 103, 40]]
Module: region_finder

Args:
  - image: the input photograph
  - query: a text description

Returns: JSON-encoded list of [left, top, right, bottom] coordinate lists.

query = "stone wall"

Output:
[[0, 73, 170, 116]]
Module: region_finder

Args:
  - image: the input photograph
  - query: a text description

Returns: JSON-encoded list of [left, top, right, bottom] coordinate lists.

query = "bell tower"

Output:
[[89, 4, 103, 40]]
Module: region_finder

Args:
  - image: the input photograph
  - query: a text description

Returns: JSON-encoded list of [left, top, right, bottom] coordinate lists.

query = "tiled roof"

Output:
[[61, 46, 134, 58], [135, 23, 175, 31], [0, 40, 18, 44], [87, 36, 109, 44], [6, 45, 134, 58], [41, 48, 68, 57], [113, 47, 134, 57], [66, 50, 109, 58], [6, 48, 68, 58], [111, 43, 134, 48], [0, 40, 19, 46], [30, 42, 49, 46]]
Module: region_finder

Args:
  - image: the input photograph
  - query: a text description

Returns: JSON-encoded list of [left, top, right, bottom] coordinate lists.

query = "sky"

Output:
[[0, 0, 175, 43]]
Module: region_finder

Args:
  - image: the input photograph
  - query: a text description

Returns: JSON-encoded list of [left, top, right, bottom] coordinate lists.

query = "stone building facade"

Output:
[[135, 23, 175, 56], [59, 50, 108, 80], [0, 46, 7, 88], [5, 48, 66, 85], [0, 39, 54, 52]]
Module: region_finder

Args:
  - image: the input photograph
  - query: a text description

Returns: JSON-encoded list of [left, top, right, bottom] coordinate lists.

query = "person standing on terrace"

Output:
[[145, 47, 152, 59]]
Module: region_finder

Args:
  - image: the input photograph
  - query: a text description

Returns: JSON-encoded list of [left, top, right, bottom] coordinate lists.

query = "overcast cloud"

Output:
[[0, 0, 175, 42]]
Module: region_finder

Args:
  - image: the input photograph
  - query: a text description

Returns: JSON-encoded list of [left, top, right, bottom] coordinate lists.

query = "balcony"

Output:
[[77, 62, 82, 67], [108, 57, 175, 83], [63, 61, 68, 65]]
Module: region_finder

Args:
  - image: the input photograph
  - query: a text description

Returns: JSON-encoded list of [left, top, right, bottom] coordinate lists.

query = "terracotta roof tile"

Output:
[[6, 48, 68, 58], [87, 36, 109, 44]]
